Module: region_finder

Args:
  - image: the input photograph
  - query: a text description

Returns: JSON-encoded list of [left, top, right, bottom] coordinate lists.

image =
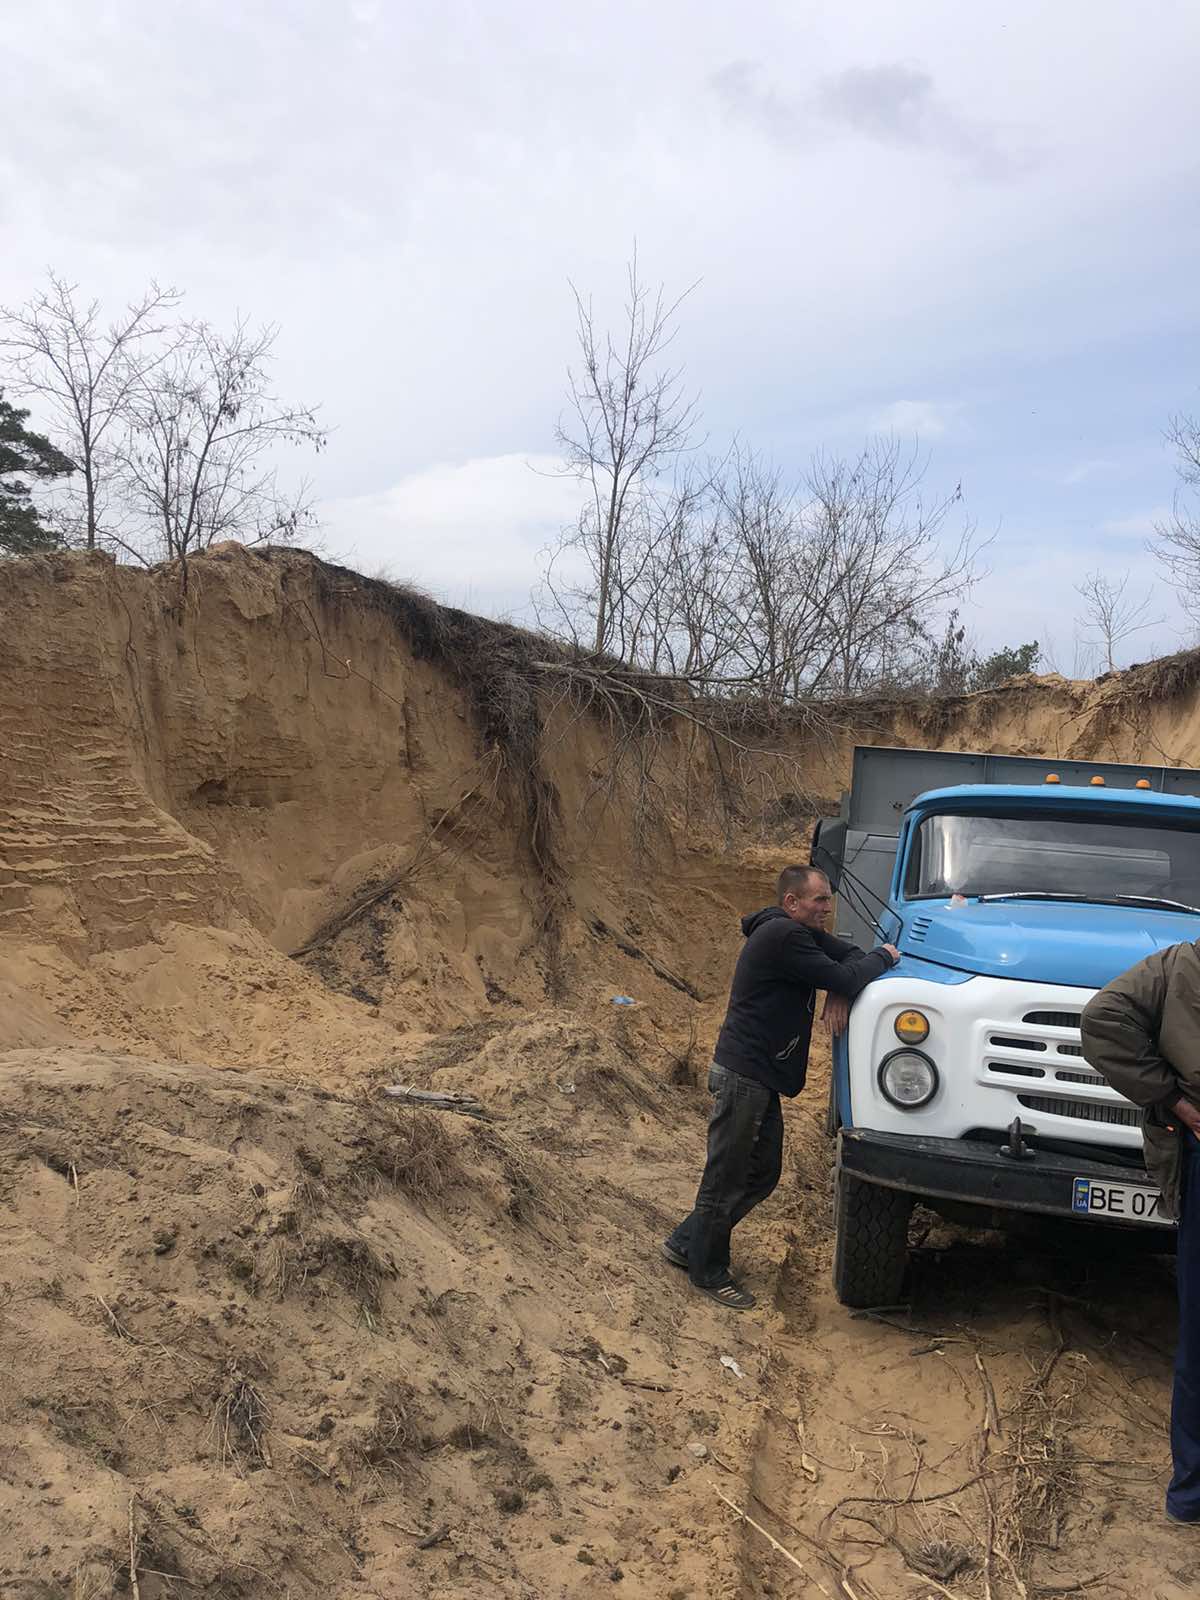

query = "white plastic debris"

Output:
[[720, 1355, 747, 1380]]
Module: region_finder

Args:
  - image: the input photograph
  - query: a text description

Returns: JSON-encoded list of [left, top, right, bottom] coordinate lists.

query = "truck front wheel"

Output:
[[832, 1168, 912, 1308]]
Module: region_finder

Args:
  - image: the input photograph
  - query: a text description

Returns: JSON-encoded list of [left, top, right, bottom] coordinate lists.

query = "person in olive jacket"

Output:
[[1082, 941, 1200, 1524], [662, 864, 898, 1310]]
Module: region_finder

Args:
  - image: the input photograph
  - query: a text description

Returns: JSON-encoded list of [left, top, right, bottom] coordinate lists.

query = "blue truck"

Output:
[[813, 745, 1200, 1307]]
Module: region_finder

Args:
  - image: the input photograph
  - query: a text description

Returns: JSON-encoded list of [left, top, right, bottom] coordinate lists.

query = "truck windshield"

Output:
[[907, 810, 1200, 905]]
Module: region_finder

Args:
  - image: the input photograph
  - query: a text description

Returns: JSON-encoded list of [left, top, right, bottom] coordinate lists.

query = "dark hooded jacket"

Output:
[[713, 906, 892, 1097]]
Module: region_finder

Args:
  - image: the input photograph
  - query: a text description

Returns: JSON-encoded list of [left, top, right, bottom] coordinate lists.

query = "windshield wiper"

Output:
[[1114, 894, 1200, 916], [974, 890, 1200, 915], [975, 891, 1092, 903]]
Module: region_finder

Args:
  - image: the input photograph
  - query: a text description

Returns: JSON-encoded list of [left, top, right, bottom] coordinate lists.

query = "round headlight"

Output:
[[894, 1009, 930, 1044], [878, 1049, 938, 1109]]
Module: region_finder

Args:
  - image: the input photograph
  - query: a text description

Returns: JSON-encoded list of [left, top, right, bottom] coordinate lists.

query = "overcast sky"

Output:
[[4, 1, 1199, 669]]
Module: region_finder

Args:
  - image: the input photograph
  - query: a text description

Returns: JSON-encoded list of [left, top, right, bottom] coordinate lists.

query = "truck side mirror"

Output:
[[812, 818, 847, 892]]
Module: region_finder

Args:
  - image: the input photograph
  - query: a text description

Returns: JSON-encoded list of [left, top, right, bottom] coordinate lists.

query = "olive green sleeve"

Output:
[[1081, 947, 1179, 1111]]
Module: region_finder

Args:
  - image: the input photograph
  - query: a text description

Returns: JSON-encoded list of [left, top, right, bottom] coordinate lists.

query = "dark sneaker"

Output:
[[693, 1277, 756, 1311], [660, 1241, 688, 1270]]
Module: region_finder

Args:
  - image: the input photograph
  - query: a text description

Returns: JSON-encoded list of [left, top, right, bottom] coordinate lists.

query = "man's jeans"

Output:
[[1170, 1131, 1200, 1520], [665, 1061, 784, 1289]]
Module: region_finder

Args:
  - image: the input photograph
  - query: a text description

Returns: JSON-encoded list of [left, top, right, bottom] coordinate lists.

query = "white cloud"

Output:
[[871, 400, 959, 439], [711, 59, 1040, 183], [1100, 507, 1171, 539], [320, 454, 585, 618], [1060, 459, 1119, 486]]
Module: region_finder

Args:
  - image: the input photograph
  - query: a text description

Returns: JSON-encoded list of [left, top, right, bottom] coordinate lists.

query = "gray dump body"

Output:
[[814, 746, 1200, 950]]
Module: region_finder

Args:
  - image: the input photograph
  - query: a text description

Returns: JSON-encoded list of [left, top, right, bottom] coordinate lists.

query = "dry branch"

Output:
[[712, 1482, 837, 1599], [820, 1470, 993, 1533], [128, 1495, 141, 1600], [588, 917, 701, 998], [381, 1085, 491, 1120]]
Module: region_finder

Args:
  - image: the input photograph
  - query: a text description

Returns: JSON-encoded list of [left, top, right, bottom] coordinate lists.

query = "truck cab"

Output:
[[814, 746, 1200, 1307]]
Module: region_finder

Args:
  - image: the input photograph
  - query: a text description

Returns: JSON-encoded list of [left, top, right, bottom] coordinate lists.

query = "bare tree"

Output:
[[1151, 413, 1200, 620], [544, 254, 698, 655], [795, 439, 982, 695], [1074, 568, 1162, 672], [711, 446, 804, 696], [0, 273, 180, 549], [114, 318, 325, 576], [654, 439, 981, 699], [539, 429, 982, 702], [537, 261, 982, 697]]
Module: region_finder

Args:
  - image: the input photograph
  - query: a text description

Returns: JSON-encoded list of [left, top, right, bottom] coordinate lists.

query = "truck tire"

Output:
[[832, 1168, 912, 1308]]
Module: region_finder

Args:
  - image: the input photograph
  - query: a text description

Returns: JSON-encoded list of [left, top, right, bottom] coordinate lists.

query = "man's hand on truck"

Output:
[[822, 993, 851, 1036], [1170, 1095, 1200, 1138], [821, 946, 899, 1037]]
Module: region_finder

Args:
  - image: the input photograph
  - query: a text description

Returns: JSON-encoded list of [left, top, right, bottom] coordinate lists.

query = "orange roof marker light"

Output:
[[1044, 773, 1061, 783], [1136, 779, 1152, 789], [1090, 776, 1106, 786]]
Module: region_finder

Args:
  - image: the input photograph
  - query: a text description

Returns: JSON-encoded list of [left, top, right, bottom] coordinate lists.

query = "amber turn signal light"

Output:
[[894, 1010, 930, 1044]]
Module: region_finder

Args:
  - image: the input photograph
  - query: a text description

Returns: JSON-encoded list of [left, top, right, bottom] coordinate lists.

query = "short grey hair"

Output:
[[776, 864, 829, 904]]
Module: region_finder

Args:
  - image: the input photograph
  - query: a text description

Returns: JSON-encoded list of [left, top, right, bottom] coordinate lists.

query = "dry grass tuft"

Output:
[[212, 1361, 272, 1470], [291, 1171, 330, 1216], [358, 1380, 422, 1471], [351, 1105, 466, 1203], [71, 1561, 116, 1600], [264, 1226, 395, 1320], [255, 1151, 395, 1322], [472, 1122, 575, 1228], [255, 1235, 302, 1301], [254, 1169, 329, 1299], [583, 1054, 661, 1118], [316, 1232, 393, 1324]]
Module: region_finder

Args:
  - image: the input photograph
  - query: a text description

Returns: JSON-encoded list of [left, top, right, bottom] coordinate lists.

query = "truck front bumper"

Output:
[[839, 1127, 1169, 1228]]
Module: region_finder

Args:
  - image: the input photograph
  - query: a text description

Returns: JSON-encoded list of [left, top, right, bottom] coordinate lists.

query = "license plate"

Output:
[[1071, 1177, 1172, 1226]]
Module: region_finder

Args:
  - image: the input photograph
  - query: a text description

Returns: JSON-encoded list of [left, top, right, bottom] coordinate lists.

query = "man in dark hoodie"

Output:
[[662, 864, 898, 1309]]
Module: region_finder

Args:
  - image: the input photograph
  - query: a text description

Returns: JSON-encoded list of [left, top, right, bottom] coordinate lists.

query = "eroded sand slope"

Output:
[[3, 546, 1199, 1598]]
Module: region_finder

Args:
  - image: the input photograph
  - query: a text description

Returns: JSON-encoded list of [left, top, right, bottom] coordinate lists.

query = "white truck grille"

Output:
[[1016, 1093, 1140, 1128], [980, 1005, 1140, 1134], [1023, 1009, 1083, 1028]]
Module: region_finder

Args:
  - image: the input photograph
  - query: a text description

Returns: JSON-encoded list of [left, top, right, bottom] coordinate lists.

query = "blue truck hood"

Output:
[[898, 898, 1200, 988]]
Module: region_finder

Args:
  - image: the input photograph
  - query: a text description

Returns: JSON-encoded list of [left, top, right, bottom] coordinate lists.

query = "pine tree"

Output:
[[0, 391, 75, 555]]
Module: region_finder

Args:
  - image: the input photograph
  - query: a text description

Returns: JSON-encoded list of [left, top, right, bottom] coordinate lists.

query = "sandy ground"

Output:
[[4, 547, 1200, 1596], [742, 1052, 1191, 1600], [1, 1032, 1187, 1599]]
